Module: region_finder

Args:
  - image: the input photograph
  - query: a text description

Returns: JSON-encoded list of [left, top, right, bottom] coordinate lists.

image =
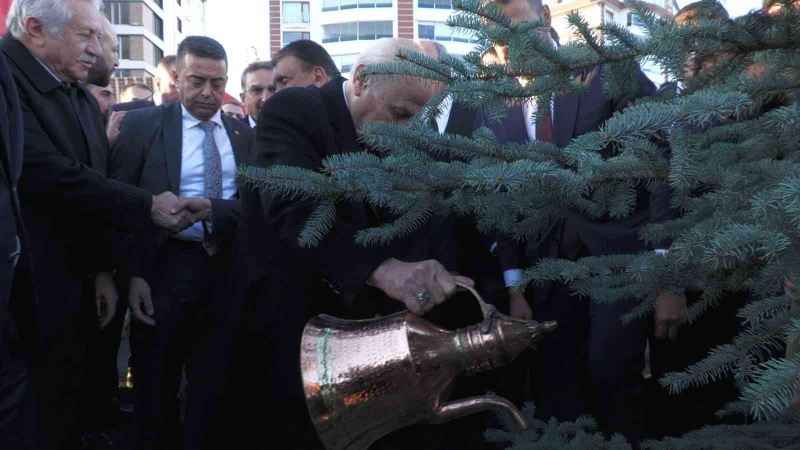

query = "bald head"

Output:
[[346, 38, 434, 132]]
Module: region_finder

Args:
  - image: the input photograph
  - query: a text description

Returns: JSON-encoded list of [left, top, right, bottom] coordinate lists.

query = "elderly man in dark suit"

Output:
[[228, 38, 472, 449], [109, 36, 253, 450], [484, 0, 679, 443], [0, 48, 34, 450], [0, 0, 206, 447]]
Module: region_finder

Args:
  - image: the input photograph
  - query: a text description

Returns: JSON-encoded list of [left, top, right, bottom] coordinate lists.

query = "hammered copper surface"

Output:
[[300, 284, 557, 450]]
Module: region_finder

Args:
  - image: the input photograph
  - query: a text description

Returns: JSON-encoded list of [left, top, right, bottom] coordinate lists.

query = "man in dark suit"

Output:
[[1, 1, 204, 448], [108, 36, 253, 450], [485, 0, 680, 443], [0, 47, 35, 450], [271, 39, 340, 92], [230, 38, 472, 449]]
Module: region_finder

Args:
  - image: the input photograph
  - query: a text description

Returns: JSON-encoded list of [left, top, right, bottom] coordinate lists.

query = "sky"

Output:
[[205, 0, 765, 95]]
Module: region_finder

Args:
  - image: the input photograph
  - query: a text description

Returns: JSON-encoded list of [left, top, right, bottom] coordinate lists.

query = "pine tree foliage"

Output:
[[239, 0, 800, 437]]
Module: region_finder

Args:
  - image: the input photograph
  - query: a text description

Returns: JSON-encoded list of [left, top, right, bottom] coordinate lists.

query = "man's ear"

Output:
[[541, 4, 552, 26], [239, 92, 245, 102], [352, 64, 368, 96], [24, 17, 48, 47], [312, 66, 328, 86]]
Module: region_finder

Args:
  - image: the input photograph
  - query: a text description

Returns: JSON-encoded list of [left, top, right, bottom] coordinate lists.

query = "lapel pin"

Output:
[[234, 130, 240, 136]]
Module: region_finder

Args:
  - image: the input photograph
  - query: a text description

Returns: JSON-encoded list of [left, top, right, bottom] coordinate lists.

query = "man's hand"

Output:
[[509, 288, 533, 320], [174, 197, 212, 223], [95, 271, 118, 329], [654, 291, 687, 340], [151, 191, 194, 232], [367, 258, 474, 315], [129, 277, 155, 326], [106, 110, 127, 146]]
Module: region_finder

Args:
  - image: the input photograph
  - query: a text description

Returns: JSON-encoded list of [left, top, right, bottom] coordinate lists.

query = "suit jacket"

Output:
[[482, 66, 670, 297], [0, 49, 27, 333], [110, 98, 155, 113], [236, 78, 457, 317], [108, 101, 253, 279], [0, 34, 153, 339]]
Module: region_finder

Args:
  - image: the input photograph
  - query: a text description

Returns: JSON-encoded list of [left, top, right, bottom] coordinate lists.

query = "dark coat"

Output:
[[0, 49, 27, 333], [0, 34, 153, 340], [108, 100, 253, 280], [482, 66, 671, 300]]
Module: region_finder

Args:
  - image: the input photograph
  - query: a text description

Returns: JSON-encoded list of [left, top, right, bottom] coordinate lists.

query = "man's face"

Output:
[[493, 0, 549, 64], [37, 0, 102, 83], [222, 103, 245, 121], [349, 72, 433, 132], [241, 68, 274, 120], [273, 55, 321, 91], [89, 84, 116, 115], [88, 29, 118, 86], [155, 63, 179, 104], [177, 54, 228, 121]]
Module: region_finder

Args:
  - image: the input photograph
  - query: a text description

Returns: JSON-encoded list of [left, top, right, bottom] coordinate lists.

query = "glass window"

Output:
[[333, 54, 359, 73], [605, 10, 615, 24], [283, 31, 311, 45], [282, 2, 310, 23], [177, 18, 182, 33], [118, 35, 131, 60], [323, 21, 393, 42], [323, 0, 392, 11], [153, 15, 163, 39], [418, 21, 477, 43], [418, 0, 451, 9]]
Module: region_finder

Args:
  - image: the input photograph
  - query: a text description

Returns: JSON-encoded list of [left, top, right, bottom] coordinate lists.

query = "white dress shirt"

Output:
[[248, 115, 257, 128], [175, 105, 238, 241], [435, 95, 454, 134]]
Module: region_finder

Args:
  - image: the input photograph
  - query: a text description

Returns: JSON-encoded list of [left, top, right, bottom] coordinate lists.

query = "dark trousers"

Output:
[[0, 315, 36, 450], [647, 290, 747, 438], [528, 282, 648, 443], [80, 276, 129, 433], [132, 239, 230, 450]]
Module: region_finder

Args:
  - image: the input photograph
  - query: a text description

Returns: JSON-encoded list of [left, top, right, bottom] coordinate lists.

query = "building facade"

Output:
[[266, 0, 674, 81], [103, 0, 206, 95]]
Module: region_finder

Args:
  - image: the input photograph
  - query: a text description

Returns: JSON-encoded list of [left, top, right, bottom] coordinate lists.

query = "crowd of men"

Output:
[[0, 0, 797, 449]]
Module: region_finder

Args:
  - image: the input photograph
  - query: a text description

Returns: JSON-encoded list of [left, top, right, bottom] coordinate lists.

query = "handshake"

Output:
[[150, 191, 213, 232]]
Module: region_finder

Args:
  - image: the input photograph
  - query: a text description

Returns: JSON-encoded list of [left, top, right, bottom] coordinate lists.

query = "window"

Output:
[[605, 10, 615, 24], [323, 21, 392, 42], [118, 35, 132, 60], [418, 0, 451, 9], [153, 0, 162, 8], [333, 54, 358, 73], [106, 2, 132, 25], [177, 18, 182, 33], [176, 0, 181, 5], [283, 31, 310, 45], [153, 15, 163, 39], [626, 12, 645, 27], [418, 21, 478, 43], [322, 0, 391, 11], [282, 2, 310, 23]]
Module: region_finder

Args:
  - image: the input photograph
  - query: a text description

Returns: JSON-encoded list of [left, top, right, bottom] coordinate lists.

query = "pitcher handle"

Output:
[[428, 395, 527, 430], [456, 281, 497, 333]]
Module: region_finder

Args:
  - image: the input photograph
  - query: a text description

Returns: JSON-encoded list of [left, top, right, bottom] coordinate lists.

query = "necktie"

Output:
[[535, 105, 555, 144], [199, 121, 222, 199], [199, 121, 222, 255]]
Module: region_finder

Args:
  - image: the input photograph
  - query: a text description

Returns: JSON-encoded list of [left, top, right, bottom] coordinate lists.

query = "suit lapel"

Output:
[[221, 114, 245, 165], [162, 102, 183, 194]]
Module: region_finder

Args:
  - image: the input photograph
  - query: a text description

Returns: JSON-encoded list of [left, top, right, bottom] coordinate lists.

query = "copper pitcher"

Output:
[[300, 283, 557, 450]]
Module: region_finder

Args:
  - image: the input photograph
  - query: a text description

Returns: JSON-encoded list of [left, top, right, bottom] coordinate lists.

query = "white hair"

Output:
[[6, 0, 102, 39]]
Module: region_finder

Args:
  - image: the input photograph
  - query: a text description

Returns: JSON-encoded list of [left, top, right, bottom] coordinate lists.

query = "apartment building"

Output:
[[266, 0, 673, 81], [103, 0, 206, 94]]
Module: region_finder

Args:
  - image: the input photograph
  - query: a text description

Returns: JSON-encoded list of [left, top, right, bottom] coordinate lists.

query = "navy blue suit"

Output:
[[481, 66, 664, 443]]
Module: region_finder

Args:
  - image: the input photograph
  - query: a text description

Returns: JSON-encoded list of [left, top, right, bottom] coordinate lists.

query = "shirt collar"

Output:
[[342, 80, 350, 111], [181, 103, 224, 130], [249, 115, 257, 128], [32, 55, 62, 83]]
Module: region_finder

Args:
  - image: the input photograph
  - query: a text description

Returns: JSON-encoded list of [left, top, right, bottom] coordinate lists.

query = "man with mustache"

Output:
[[0, 0, 206, 447], [108, 35, 253, 450]]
